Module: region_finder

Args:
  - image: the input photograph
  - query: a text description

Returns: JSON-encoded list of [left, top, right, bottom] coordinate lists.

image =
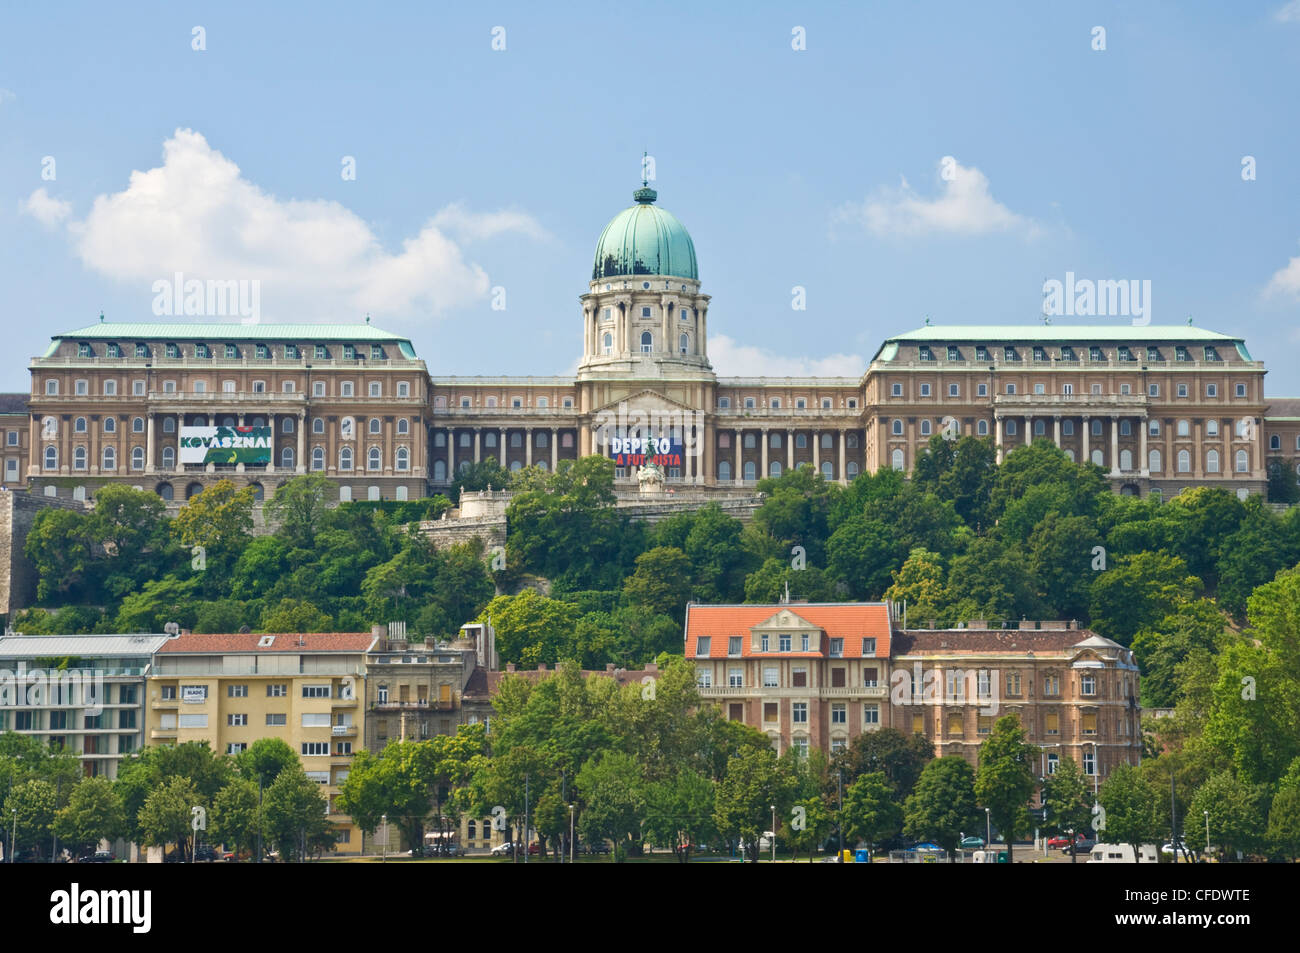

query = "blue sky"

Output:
[[2, 1, 1299, 391]]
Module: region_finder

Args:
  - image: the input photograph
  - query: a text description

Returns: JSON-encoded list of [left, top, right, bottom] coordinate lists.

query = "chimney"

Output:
[[371, 624, 385, 639]]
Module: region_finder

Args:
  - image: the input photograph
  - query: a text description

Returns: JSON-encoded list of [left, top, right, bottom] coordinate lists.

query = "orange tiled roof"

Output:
[[156, 632, 379, 654], [683, 603, 892, 659]]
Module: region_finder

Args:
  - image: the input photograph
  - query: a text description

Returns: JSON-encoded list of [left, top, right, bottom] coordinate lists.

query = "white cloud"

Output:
[[49, 128, 542, 322], [834, 157, 1039, 238], [709, 333, 864, 377], [0, 88, 14, 105], [1264, 247, 1300, 298], [1276, 1, 1300, 23], [20, 187, 72, 227]]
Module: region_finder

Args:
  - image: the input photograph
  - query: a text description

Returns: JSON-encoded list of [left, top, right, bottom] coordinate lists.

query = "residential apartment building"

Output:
[[0, 634, 170, 778], [890, 622, 1142, 785], [148, 631, 376, 851], [683, 604, 1143, 786], [685, 603, 894, 756], [22, 185, 1293, 506], [363, 626, 482, 750]]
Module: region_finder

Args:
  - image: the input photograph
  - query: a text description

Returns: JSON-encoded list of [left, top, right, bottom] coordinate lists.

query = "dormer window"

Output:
[[1204, 346, 1221, 362], [918, 346, 934, 361], [975, 346, 989, 361], [1089, 346, 1104, 361], [1032, 346, 1047, 362], [1003, 346, 1020, 362], [1060, 346, 1076, 361], [1175, 346, 1189, 362], [695, 637, 710, 657], [947, 346, 961, 361], [1118, 346, 1133, 362], [1147, 346, 1162, 362]]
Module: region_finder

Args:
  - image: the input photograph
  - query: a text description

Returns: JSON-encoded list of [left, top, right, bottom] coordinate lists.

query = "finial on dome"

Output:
[[634, 185, 657, 204]]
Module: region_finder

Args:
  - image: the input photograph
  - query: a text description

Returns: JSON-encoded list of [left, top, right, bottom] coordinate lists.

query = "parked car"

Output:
[[581, 840, 611, 855], [193, 845, 220, 862], [86, 850, 115, 863], [959, 836, 985, 849], [1062, 837, 1096, 855], [489, 842, 516, 856], [1047, 833, 1087, 850]]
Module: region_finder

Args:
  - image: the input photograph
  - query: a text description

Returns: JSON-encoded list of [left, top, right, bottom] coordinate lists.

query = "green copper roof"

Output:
[[888, 324, 1241, 343], [56, 322, 411, 342], [592, 188, 698, 281]]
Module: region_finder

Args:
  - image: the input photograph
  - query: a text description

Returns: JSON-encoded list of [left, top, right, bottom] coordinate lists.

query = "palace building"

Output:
[[19, 184, 1297, 503]]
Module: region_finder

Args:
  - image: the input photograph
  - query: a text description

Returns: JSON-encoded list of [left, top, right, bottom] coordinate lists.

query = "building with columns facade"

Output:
[[20, 186, 1293, 504]]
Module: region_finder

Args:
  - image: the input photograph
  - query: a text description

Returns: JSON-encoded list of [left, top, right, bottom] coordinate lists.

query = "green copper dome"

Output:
[[592, 187, 698, 281]]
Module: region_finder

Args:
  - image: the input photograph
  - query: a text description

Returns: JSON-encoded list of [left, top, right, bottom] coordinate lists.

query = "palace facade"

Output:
[[20, 185, 1299, 503]]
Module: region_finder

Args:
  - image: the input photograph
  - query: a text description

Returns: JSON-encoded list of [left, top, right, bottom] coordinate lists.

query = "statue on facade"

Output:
[[636, 461, 666, 495]]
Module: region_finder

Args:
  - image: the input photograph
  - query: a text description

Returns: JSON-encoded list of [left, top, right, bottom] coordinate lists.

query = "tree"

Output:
[[211, 778, 261, 859], [137, 776, 201, 860], [53, 776, 126, 855], [742, 557, 839, 604], [1130, 600, 1227, 708], [451, 457, 513, 501], [975, 715, 1038, 863], [577, 751, 647, 862], [476, 591, 580, 666], [116, 742, 234, 838], [830, 727, 933, 798], [842, 771, 902, 854], [266, 474, 334, 548], [753, 464, 836, 567], [237, 738, 299, 789], [883, 549, 949, 624], [257, 598, 332, 633], [622, 547, 694, 621], [262, 765, 333, 861], [903, 756, 978, 859], [1097, 764, 1161, 860], [1267, 785, 1300, 861], [2, 778, 56, 858], [1189, 771, 1267, 860], [24, 508, 95, 602], [1089, 552, 1202, 645], [1267, 458, 1300, 504], [170, 479, 256, 572], [714, 745, 795, 862], [1026, 512, 1102, 620], [1042, 756, 1091, 842]]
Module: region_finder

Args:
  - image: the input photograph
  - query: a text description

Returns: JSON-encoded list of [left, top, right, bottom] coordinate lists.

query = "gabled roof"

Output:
[[684, 603, 892, 659], [156, 632, 378, 654]]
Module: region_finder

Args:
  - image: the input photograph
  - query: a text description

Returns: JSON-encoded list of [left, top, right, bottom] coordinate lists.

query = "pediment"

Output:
[[751, 608, 820, 633], [592, 389, 699, 417]]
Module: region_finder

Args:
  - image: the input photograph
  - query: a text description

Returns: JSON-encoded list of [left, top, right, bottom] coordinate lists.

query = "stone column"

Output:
[[551, 428, 558, 471], [1082, 415, 1091, 464], [1110, 416, 1120, 476], [474, 428, 482, 464], [1024, 415, 1031, 446], [1194, 421, 1203, 479], [448, 428, 455, 477], [733, 430, 742, 485], [838, 430, 846, 484], [1139, 416, 1148, 476], [786, 430, 794, 472], [761, 429, 769, 480], [525, 427, 533, 467], [297, 412, 306, 473], [146, 413, 156, 474], [994, 415, 1004, 464], [813, 431, 821, 474], [499, 429, 507, 466], [662, 303, 670, 355], [1053, 415, 1061, 448]]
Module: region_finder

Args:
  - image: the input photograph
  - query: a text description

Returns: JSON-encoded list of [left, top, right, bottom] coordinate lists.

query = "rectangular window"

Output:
[[178, 714, 208, 728], [978, 716, 993, 735], [301, 742, 329, 756], [1082, 712, 1098, 735], [828, 638, 843, 657], [728, 668, 743, 688], [267, 684, 287, 697], [227, 685, 248, 698], [727, 636, 742, 656], [695, 637, 711, 657], [1045, 713, 1060, 735], [227, 714, 248, 726], [792, 667, 807, 688], [763, 667, 778, 688], [302, 713, 331, 727], [1044, 675, 1060, 696], [778, 635, 792, 652], [760, 634, 769, 652], [863, 666, 878, 688], [792, 702, 808, 724], [831, 668, 845, 687], [831, 703, 846, 724], [1081, 674, 1096, 696], [910, 713, 923, 734], [265, 713, 287, 726], [947, 713, 963, 736], [862, 638, 876, 656], [118, 710, 136, 730], [302, 685, 331, 698], [226, 743, 247, 755], [800, 633, 810, 652], [763, 703, 778, 723], [335, 742, 352, 755]]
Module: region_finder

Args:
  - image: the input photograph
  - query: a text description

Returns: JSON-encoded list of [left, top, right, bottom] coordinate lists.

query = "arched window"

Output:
[[132, 417, 145, 433], [1236, 450, 1249, 473], [891, 449, 905, 471], [1006, 420, 1017, 436], [821, 433, 832, 449], [222, 416, 236, 428], [602, 332, 613, 355], [770, 461, 782, 478], [368, 448, 381, 470], [977, 420, 988, 436], [1033, 419, 1045, 436], [44, 446, 57, 470], [537, 431, 548, 448], [484, 432, 496, 448], [1149, 449, 1162, 472], [920, 420, 932, 436], [74, 446, 87, 470], [250, 417, 264, 428], [163, 417, 176, 434], [847, 461, 859, 478], [313, 418, 325, 435], [340, 447, 353, 470], [157, 482, 173, 501], [562, 432, 573, 448], [509, 460, 522, 472], [640, 331, 653, 353], [250, 483, 264, 503], [1177, 419, 1189, 437], [744, 461, 757, 481], [104, 417, 117, 433], [743, 433, 756, 449], [537, 460, 548, 472], [892, 419, 903, 435], [1270, 434, 1281, 450], [1206, 449, 1219, 473], [341, 417, 354, 440], [1177, 449, 1191, 473], [281, 447, 294, 469], [679, 333, 689, 354], [1149, 419, 1161, 436], [510, 432, 522, 448], [312, 447, 325, 471], [1091, 418, 1103, 436], [821, 461, 833, 480], [770, 432, 782, 449], [1091, 449, 1104, 467], [186, 482, 204, 500], [283, 417, 295, 433], [396, 447, 409, 471], [718, 461, 732, 482], [75, 417, 87, 433], [397, 419, 409, 436], [1063, 420, 1075, 436], [433, 459, 446, 481], [194, 416, 208, 427], [162, 446, 175, 469], [132, 447, 145, 470], [368, 486, 380, 501], [1119, 420, 1131, 436], [1064, 449, 1075, 462], [395, 486, 408, 501], [369, 417, 381, 435], [339, 486, 352, 502], [1119, 449, 1132, 471]]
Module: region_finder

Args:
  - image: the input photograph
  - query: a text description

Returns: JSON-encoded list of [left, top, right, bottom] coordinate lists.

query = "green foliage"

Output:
[[623, 546, 694, 621], [903, 756, 979, 856], [1097, 764, 1161, 853], [1042, 756, 1091, 838], [713, 745, 796, 862], [237, 738, 299, 788], [576, 751, 646, 860], [1089, 551, 1202, 645], [262, 764, 332, 861], [211, 778, 261, 858], [53, 776, 126, 854], [2, 778, 57, 855], [842, 771, 902, 851], [974, 715, 1038, 861], [1189, 770, 1268, 859], [137, 775, 201, 855]]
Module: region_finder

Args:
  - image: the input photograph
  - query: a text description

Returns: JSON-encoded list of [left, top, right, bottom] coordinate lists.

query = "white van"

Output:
[[1089, 843, 1158, 863]]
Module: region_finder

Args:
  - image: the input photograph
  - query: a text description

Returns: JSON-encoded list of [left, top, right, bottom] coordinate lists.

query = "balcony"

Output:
[[331, 724, 357, 736], [698, 685, 888, 700], [331, 695, 358, 708], [993, 394, 1148, 413], [150, 728, 177, 740]]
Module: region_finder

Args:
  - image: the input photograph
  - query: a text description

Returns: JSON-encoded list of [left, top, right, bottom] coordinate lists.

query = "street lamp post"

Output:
[[1204, 809, 1210, 859], [770, 805, 776, 863], [568, 804, 575, 865], [9, 808, 15, 864], [1090, 740, 1099, 796], [836, 770, 844, 862], [984, 807, 991, 849]]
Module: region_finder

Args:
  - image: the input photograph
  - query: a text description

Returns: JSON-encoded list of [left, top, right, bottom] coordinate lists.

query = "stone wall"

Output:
[[0, 489, 88, 617]]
